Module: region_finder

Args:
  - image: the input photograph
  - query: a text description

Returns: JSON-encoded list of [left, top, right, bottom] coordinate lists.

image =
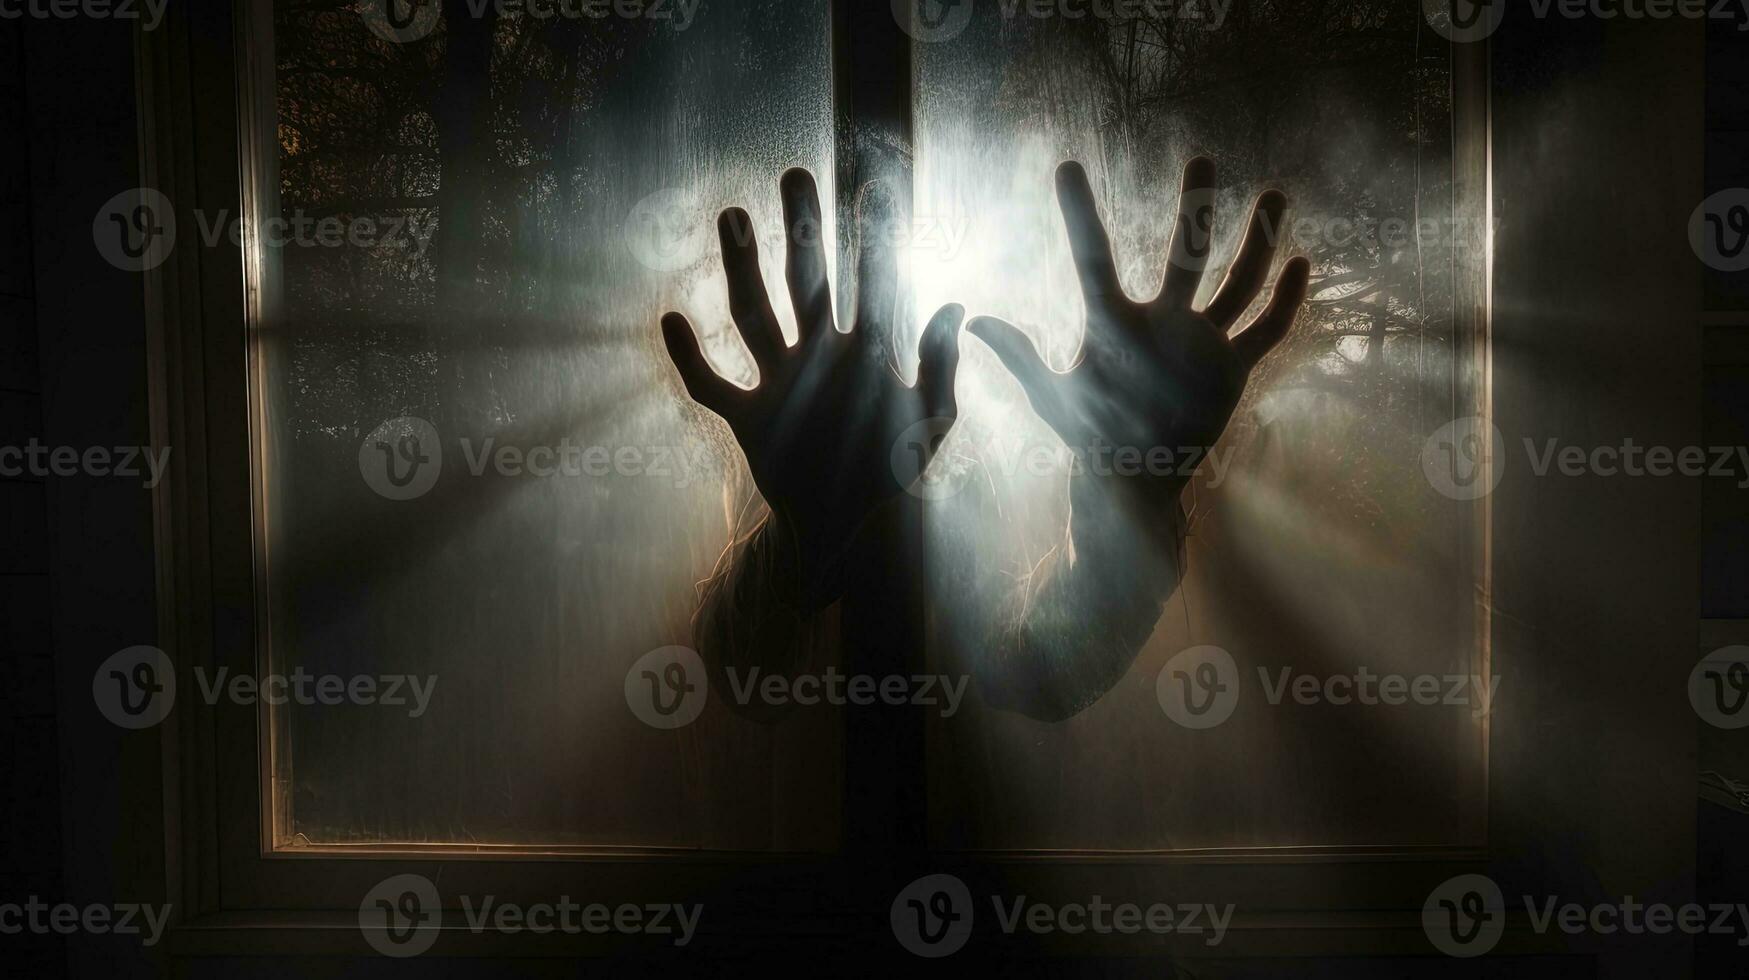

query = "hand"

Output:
[[661, 169, 965, 572], [968, 159, 1310, 535]]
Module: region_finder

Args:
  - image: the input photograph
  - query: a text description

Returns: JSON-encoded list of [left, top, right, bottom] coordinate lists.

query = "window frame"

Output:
[[148, 0, 1508, 960]]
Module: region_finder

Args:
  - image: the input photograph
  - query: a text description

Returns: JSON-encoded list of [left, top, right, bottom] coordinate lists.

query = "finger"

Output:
[[1159, 156, 1218, 309], [915, 304, 965, 421], [1056, 161, 1125, 303], [661, 312, 741, 414], [968, 316, 1069, 428], [718, 208, 785, 365], [853, 180, 898, 345], [780, 168, 833, 346], [1232, 256, 1311, 370], [1202, 189, 1288, 327]]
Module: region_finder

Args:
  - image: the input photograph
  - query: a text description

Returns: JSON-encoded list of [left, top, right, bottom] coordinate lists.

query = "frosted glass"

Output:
[[915, 3, 1483, 851], [262, 0, 837, 849]]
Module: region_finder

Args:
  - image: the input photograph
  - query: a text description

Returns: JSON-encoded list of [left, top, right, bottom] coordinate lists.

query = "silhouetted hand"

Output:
[[969, 159, 1310, 542], [662, 169, 964, 583]]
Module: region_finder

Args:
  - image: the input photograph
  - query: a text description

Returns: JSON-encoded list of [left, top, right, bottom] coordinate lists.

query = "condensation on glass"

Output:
[[254, 0, 1483, 855], [257, 0, 836, 850], [913, 3, 1485, 851]]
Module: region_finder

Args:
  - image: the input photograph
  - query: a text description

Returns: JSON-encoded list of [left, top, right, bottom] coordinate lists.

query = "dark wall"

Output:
[[4, 11, 163, 980], [1702, 12, 1749, 616], [0, 14, 66, 980]]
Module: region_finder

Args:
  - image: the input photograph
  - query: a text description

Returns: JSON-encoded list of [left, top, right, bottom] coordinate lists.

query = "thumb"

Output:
[[915, 303, 964, 421], [968, 316, 1067, 427]]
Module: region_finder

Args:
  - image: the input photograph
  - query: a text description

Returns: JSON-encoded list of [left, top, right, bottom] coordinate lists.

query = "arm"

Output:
[[951, 158, 1311, 721], [660, 171, 963, 699], [933, 474, 1186, 722]]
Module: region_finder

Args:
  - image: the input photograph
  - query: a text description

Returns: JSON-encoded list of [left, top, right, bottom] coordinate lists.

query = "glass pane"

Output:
[[260, 0, 836, 849], [915, 3, 1482, 850]]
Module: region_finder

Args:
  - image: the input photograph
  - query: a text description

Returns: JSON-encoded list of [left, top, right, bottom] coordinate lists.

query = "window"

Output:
[[247, 0, 1487, 857], [133, 0, 1486, 914]]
